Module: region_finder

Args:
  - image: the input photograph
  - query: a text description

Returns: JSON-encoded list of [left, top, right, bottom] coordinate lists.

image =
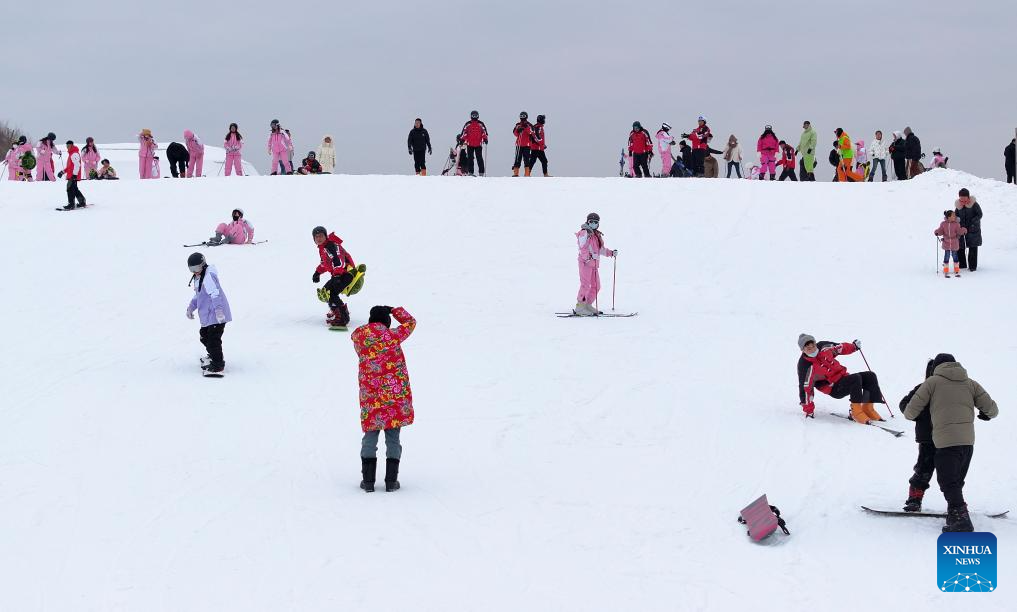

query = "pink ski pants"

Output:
[[186, 152, 204, 178], [759, 153, 776, 176], [224, 153, 243, 176], [577, 260, 601, 303], [271, 150, 291, 174], [139, 155, 155, 179]]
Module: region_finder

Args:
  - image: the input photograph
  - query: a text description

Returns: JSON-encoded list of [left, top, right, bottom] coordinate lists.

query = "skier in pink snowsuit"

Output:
[[184, 130, 205, 177], [138, 129, 158, 179], [4, 143, 19, 180], [8, 138, 32, 181], [35, 133, 59, 181], [224, 122, 243, 176], [656, 123, 675, 177], [210, 208, 255, 245], [756, 125, 780, 180], [267, 120, 292, 174], [81, 138, 101, 178], [574, 212, 616, 316]]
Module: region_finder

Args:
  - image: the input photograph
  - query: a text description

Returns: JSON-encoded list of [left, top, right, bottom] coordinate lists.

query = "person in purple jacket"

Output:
[[185, 252, 233, 374]]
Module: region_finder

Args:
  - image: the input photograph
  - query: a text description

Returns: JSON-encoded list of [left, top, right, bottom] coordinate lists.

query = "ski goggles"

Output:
[[189, 263, 204, 273]]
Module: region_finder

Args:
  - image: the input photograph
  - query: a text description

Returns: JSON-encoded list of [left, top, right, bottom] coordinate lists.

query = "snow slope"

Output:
[[0, 169, 1014, 611], [48, 142, 260, 179]]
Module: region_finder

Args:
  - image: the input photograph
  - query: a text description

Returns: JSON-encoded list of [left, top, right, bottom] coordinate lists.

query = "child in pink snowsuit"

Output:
[[224, 123, 243, 176], [36, 135, 59, 181], [210, 208, 255, 245], [81, 138, 101, 178], [575, 212, 616, 316], [4, 145, 18, 180], [184, 130, 205, 177], [656, 124, 675, 176], [268, 122, 292, 174], [138, 129, 158, 179], [9, 139, 32, 181], [756, 126, 779, 180]]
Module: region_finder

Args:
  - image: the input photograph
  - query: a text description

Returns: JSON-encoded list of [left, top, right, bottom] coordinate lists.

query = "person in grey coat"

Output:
[[904, 353, 998, 532], [954, 188, 983, 271]]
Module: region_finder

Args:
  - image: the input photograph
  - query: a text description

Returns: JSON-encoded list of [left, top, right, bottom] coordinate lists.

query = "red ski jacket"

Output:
[[460, 120, 489, 147], [797, 341, 856, 408], [315, 233, 356, 277], [628, 129, 653, 154], [689, 125, 712, 150], [530, 124, 546, 151], [778, 144, 796, 169], [513, 121, 533, 148]]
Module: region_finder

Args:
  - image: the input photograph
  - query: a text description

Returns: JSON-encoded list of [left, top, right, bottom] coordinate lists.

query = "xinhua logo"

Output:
[[938, 532, 997, 592]]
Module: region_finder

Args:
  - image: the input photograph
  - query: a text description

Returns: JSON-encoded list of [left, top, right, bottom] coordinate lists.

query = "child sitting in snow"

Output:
[[95, 159, 118, 180], [935, 209, 967, 277], [854, 140, 869, 179], [930, 149, 948, 169], [208, 208, 255, 245], [297, 151, 323, 175]]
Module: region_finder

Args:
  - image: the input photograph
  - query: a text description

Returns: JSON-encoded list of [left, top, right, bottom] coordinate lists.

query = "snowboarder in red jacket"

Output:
[[312, 226, 357, 327], [796, 334, 885, 423], [777, 141, 797, 181], [628, 121, 654, 178], [459, 110, 489, 176], [512, 111, 533, 176]]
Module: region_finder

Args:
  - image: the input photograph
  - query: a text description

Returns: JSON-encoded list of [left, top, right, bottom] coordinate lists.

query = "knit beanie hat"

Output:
[[932, 353, 956, 369], [798, 333, 816, 350], [369, 306, 392, 327]]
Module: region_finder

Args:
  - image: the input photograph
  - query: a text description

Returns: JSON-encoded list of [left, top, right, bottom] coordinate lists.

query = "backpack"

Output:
[[828, 149, 839, 166], [20, 150, 36, 170]]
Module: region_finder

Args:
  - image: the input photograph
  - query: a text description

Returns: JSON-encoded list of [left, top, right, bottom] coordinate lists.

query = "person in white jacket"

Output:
[[867, 130, 889, 182], [318, 135, 336, 173], [723, 134, 743, 178]]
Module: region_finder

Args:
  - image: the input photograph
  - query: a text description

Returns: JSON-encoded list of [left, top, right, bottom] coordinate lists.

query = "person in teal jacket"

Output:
[[796, 121, 817, 181]]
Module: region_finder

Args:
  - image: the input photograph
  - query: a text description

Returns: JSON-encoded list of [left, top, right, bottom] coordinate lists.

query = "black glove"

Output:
[[680, 133, 690, 139], [312, 271, 321, 283], [408, 150, 413, 155], [977, 412, 991, 421], [57, 170, 65, 178]]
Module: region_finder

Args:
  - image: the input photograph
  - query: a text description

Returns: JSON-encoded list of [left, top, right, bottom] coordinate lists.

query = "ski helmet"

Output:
[[587, 212, 600, 222], [764, 124, 773, 131], [470, 110, 479, 120], [271, 119, 280, 127], [308, 151, 316, 158], [312, 225, 328, 239], [520, 111, 528, 120], [232, 208, 244, 218], [933, 148, 942, 155], [187, 252, 206, 272], [632, 121, 642, 130], [698, 115, 706, 122], [661, 122, 671, 132], [536, 114, 545, 124], [17, 135, 26, 145], [46, 132, 56, 142]]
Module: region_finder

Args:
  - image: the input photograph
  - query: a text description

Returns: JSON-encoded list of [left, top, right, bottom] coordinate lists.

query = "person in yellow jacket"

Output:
[[834, 128, 864, 182]]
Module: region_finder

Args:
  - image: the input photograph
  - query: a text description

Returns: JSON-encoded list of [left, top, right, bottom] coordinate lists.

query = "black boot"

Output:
[[360, 457, 377, 492], [942, 504, 974, 532], [385, 458, 400, 492], [903, 486, 925, 512]]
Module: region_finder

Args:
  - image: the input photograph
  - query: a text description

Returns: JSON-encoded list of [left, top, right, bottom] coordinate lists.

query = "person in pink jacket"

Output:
[[81, 137, 101, 179], [209, 208, 255, 245], [656, 123, 675, 177], [935, 209, 967, 277], [36, 132, 60, 181], [184, 130, 205, 177], [267, 119, 292, 174], [574, 212, 617, 316], [224, 122, 243, 176], [756, 125, 779, 180], [138, 129, 158, 179], [8, 136, 32, 181], [4, 139, 19, 180]]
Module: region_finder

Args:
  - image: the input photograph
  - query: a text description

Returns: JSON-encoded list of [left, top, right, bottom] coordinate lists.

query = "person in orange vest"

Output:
[[834, 128, 864, 182]]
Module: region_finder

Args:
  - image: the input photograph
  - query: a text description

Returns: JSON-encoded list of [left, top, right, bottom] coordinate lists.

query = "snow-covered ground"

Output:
[[47, 142, 260, 179], [0, 169, 1013, 611]]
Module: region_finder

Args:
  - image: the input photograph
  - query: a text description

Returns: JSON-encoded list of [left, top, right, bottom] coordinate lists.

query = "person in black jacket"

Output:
[[903, 126, 922, 179], [407, 118, 432, 175], [166, 141, 189, 178], [297, 151, 323, 175], [900, 358, 936, 512], [1005, 138, 1015, 184], [954, 188, 983, 270], [889, 131, 907, 180]]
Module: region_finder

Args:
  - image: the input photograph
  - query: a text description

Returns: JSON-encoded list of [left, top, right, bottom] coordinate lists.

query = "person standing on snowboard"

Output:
[[59, 140, 86, 210], [899, 358, 937, 512], [352, 305, 416, 492], [796, 334, 885, 423], [904, 353, 998, 532], [312, 225, 357, 328], [574, 212, 617, 316], [186, 252, 232, 375]]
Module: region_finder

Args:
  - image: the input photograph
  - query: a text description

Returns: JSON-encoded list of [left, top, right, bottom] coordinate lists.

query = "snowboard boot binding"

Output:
[[360, 457, 377, 493], [903, 486, 925, 512], [942, 504, 974, 532], [326, 301, 350, 327], [384, 458, 400, 492]]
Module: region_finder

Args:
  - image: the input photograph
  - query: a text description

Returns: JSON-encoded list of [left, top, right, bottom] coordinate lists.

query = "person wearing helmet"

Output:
[[512, 111, 533, 177], [527, 114, 549, 177], [185, 252, 233, 375], [574, 212, 617, 315], [297, 151, 323, 175], [656, 123, 675, 177], [209, 208, 255, 246], [459, 110, 489, 176], [184, 130, 205, 178], [628, 121, 653, 178], [137, 129, 158, 179], [756, 125, 779, 180], [7, 135, 32, 181], [680, 116, 712, 176], [267, 120, 293, 175], [224, 123, 244, 177], [81, 137, 100, 179], [36, 132, 60, 181], [311, 226, 359, 328]]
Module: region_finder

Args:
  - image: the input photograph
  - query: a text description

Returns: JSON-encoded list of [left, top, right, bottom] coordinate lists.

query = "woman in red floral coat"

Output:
[[351, 305, 416, 492]]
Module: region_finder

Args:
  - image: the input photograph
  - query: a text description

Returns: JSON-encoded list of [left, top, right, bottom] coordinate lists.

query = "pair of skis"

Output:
[[183, 240, 268, 247], [827, 411, 904, 437], [555, 311, 637, 318]]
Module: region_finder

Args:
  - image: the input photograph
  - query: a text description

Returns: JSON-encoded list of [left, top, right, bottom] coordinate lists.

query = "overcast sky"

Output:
[[8, 0, 1016, 178]]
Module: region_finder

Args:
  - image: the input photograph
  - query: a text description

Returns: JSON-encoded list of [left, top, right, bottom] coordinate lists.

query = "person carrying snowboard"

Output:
[[899, 358, 937, 512], [935, 209, 966, 277], [208, 208, 255, 245], [59, 140, 86, 210], [407, 118, 432, 175], [459, 110, 488, 176], [352, 305, 416, 492], [312, 225, 361, 328], [574, 212, 617, 316], [796, 121, 817, 181], [185, 252, 232, 375], [904, 353, 998, 532], [628, 122, 653, 178], [756, 126, 779, 180], [796, 334, 885, 423]]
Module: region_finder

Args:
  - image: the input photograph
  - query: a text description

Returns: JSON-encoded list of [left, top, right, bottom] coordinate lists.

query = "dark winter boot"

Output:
[[384, 458, 400, 492], [903, 486, 925, 512], [360, 457, 377, 492], [942, 504, 974, 532]]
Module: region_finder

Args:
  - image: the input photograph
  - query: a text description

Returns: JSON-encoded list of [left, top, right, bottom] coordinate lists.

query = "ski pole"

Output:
[[612, 254, 617, 311], [859, 347, 895, 418]]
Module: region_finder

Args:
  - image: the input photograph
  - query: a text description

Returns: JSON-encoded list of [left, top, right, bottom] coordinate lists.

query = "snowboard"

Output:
[[55, 204, 95, 211], [328, 325, 348, 332], [200, 357, 224, 378], [556, 312, 638, 318], [861, 506, 1008, 519], [828, 412, 904, 437]]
